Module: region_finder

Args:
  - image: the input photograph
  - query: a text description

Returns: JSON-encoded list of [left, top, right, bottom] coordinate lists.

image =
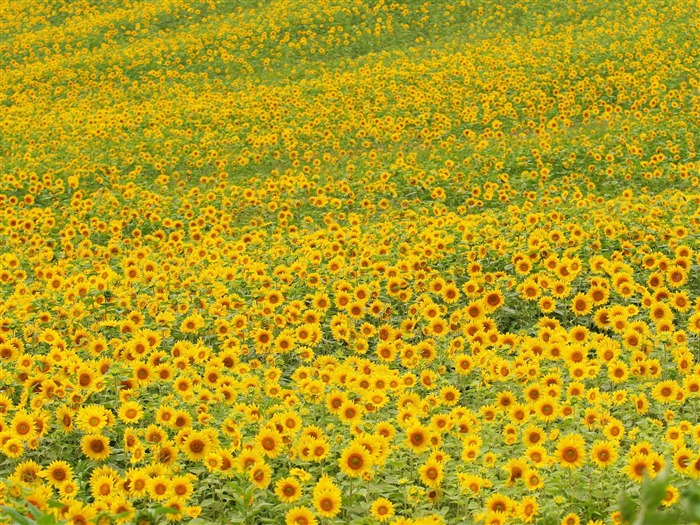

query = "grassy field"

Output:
[[1, 0, 700, 523]]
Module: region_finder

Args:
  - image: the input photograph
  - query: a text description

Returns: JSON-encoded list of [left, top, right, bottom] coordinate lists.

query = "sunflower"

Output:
[[181, 431, 211, 461], [75, 405, 110, 434], [312, 475, 342, 518], [483, 289, 504, 312], [442, 283, 460, 304], [485, 493, 514, 514], [503, 458, 527, 486], [308, 438, 330, 462], [652, 380, 679, 404], [684, 375, 700, 398], [124, 468, 148, 498], [688, 312, 700, 334], [118, 401, 144, 424], [91, 473, 117, 500], [204, 452, 222, 472], [275, 477, 302, 504], [405, 423, 431, 454], [533, 398, 558, 423], [590, 440, 618, 469], [495, 391, 516, 412], [672, 446, 693, 475], [0, 394, 13, 416], [649, 302, 673, 326], [338, 442, 373, 478], [418, 459, 444, 488], [538, 296, 556, 313], [42, 460, 73, 487], [338, 400, 364, 424], [561, 513, 580, 525], [555, 433, 585, 469], [347, 301, 365, 319], [256, 427, 283, 458], [144, 425, 167, 445], [237, 448, 264, 473], [370, 497, 395, 522], [662, 485, 680, 507], [464, 300, 485, 322], [454, 354, 474, 375], [607, 360, 629, 383], [457, 473, 482, 496], [59, 480, 79, 500], [439, 386, 460, 406], [110, 496, 135, 523], [65, 501, 97, 525], [524, 444, 548, 466], [631, 393, 650, 414], [549, 279, 569, 298], [285, 506, 317, 525], [374, 422, 396, 442], [11, 411, 37, 441], [171, 475, 195, 500], [180, 313, 204, 333], [131, 361, 154, 386], [592, 308, 612, 330], [523, 383, 542, 403], [154, 406, 175, 427], [248, 460, 272, 489], [254, 328, 273, 348], [603, 420, 625, 441], [12, 460, 42, 485], [589, 285, 609, 305], [523, 468, 544, 490], [427, 317, 448, 337], [325, 390, 348, 415], [519, 279, 541, 301], [623, 453, 653, 482], [376, 341, 397, 362], [81, 434, 112, 461], [570, 293, 592, 316], [173, 376, 193, 398], [517, 496, 538, 523], [146, 476, 171, 501]]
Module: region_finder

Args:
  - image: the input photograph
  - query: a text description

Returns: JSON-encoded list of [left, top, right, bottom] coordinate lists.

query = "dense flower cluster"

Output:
[[1, 0, 699, 524]]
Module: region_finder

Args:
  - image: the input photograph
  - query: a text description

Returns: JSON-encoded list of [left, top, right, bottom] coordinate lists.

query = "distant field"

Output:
[[1, 0, 700, 523]]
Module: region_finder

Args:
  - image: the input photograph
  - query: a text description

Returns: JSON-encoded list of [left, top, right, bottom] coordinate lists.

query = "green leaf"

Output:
[[643, 510, 681, 525], [619, 492, 637, 521], [0, 506, 37, 525], [252, 501, 274, 511], [642, 476, 668, 508], [36, 514, 57, 525], [24, 502, 43, 520], [685, 494, 700, 522], [682, 485, 700, 520], [244, 483, 255, 503], [154, 506, 179, 516]]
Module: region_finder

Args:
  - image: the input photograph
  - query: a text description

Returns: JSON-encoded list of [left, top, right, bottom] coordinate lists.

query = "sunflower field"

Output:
[[1, 0, 700, 523]]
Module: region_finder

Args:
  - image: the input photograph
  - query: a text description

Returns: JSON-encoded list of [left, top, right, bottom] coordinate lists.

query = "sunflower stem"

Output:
[[243, 486, 249, 525], [662, 343, 667, 379], [588, 473, 593, 521], [601, 473, 605, 508]]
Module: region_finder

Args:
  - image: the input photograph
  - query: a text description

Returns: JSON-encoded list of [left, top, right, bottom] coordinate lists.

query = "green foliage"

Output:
[[620, 468, 700, 525]]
